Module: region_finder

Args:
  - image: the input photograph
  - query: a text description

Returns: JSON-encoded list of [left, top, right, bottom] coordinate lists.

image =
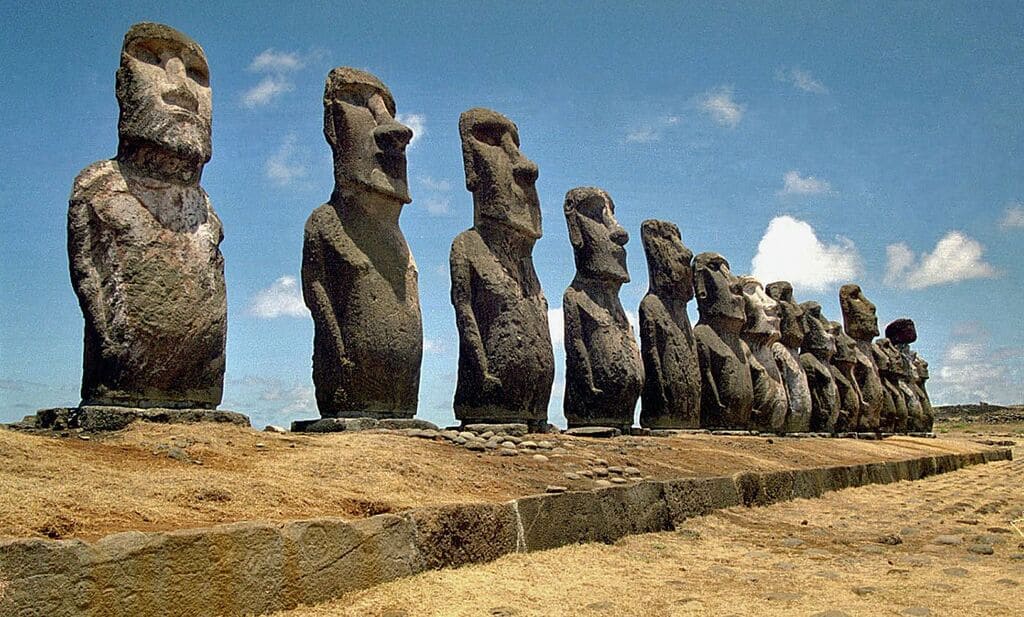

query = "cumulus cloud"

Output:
[[418, 176, 451, 192], [423, 338, 447, 354], [884, 231, 997, 289], [396, 113, 425, 147], [417, 175, 451, 216], [242, 48, 312, 108], [249, 276, 308, 318], [775, 67, 828, 94], [624, 116, 681, 143], [931, 324, 1023, 405], [778, 170, 832, 196], [548, 307, 564, 347], [1000, 203, 1024, 229], [700, 87, 744, 128], [249, 49, 305, 73], [242, 76, 293, 108], [424, 198, 450, 216], [750, 216, 862, 292], [265, 134, 308, 186]]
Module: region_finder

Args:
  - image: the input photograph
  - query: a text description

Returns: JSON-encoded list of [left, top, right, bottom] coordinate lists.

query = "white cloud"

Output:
[[424, 197, 450, 216], [775, 67, 828, 94], [624, 116, 681, 143], [265, 134, 308, 186], [750, 215, 862, 293], [1000, 203, 1024, 229], [396, 113, 425, 146], [884, 231, 997, 290], [548, 308, 564, 347], [249, 276, 308, 318], [700, 87, 744, 128], [418, 176, 451, 192], [423, 337, 448, 354], [242, 76, 292, 108], [778, 170, 832, 196], [249, 49, 304, 73], [931, 324, 1022, 405]]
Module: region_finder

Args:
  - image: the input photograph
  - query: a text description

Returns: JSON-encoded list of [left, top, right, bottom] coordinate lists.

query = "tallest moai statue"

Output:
[[68, 23, 226, 408], [302, 68, 422, 418]]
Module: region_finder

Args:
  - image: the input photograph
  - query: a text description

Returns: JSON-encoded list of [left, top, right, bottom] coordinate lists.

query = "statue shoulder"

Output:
[[69, 160, 127, 206]]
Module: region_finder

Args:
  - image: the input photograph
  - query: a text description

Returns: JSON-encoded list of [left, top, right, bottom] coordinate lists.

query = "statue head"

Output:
[[115, 22, 212, 167], [641, 220, 693, 300], [828, 321, 858, 366], [884, 318, 917, 345], [737, 276, 780, 345], [459, 108, 541, 239], [564, 187, 629, 283], [694, 253, 745, 328], [765, 281, 805, 348], [799, 301, 835, 358], [876, 338, 908, 378], [323, 67, 412, 205], [913, 353, 929, 383], [839, 284, 879, 341]]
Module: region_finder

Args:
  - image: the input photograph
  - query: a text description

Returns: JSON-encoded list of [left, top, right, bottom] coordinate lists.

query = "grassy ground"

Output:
[[0, 422, 996, 541]]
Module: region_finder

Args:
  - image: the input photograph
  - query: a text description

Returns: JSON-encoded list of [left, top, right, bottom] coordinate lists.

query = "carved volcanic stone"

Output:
[[68, 23, 225, 409], [693, 253, 753, 429], [450, 108, 554, 430], [638, 220, 700, 429], [799, 302, 841, 433], [562, 187, 643, 430], [827, 321, 865, 432], [765, 282, 812, 432], [302, 68, 422, 418], [884, 318, 917, 345], [911, 352, 935, 431], [738, 277, 787, 433], [876, 338, 911, 432], [839, 284, 884, 431]]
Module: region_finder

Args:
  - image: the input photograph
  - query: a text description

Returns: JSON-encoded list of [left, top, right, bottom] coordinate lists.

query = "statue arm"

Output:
[[67, 197, 113, 348], [696, 333, 725, 413], [302, 226, 349, 366], [639, 302, 667, 408], [563, 295, 601, 395], [449, 248, 500, 389]]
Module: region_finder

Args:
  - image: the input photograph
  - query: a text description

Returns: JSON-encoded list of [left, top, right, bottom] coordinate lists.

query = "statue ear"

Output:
[[462, 141, 479, 193], [323, 100, 339, 148], [565, 209, 583, 249]]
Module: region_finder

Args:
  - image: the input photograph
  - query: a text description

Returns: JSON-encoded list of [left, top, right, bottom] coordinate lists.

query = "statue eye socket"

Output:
[[186, 65, 209, 86], [132, 46, 161, 65], [472, 125, 504, 147]]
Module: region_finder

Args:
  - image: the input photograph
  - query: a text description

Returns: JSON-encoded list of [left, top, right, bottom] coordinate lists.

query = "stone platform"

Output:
[[22, 406, 250, 432]]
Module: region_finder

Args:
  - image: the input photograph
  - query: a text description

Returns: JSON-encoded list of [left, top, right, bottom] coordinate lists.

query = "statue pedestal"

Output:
[[26, 406, 249, 432]]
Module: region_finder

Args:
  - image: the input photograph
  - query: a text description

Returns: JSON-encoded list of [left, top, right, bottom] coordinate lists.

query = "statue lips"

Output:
[[161, 85, 199, 115]]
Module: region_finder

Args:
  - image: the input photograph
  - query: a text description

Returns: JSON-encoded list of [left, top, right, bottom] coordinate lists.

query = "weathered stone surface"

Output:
[[765, 282, 813, 432], [564, 426, 622, 438], [561, 187, 642, 430], [450, 109, 554, 430], [694, 253, 753, 429], [302, 67, 422, 419], [878, 337, 920, 432], [739, 277, 787, 432], [34, 406, 249, 431], [406, 503, 518, 569], [827, 320, 865, 432], [68, 23, 225, 410], [638, 220, 700, 428], [839, 284, 884, 431], [799, 302, 841, 433], [662, 475, 742, 522], [911, 352, 935, 432], [462, 423, 529, 437]]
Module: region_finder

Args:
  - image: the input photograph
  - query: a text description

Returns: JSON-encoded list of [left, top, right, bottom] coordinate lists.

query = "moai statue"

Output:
[[765, 282, 813, 432], [693, 253, 753, 429], [68, 23, 225, 409], [885, 319, 928, 432], [876, 338, 912, 432], [638, 220, 700, 429], [799, 302, 841, 433], [827, 321, 866, 432], [562, 188, 643, 430], [302, 68, 422, 418], [450, 108, 554, 431], [839, 284, 884, 432], [738, 277, 788, 433], [912, 353, 935, 432]]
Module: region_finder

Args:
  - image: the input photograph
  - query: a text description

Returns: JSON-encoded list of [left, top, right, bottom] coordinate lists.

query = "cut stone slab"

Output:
[[291, 417, 438, 433], [564, 426, 622, 438], [33, 406, 249, 432], [462, 423, 529, 437]]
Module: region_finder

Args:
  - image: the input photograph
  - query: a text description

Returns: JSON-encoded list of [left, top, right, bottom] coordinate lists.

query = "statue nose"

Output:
[[375, 121, 413, 153], [513, 159, 538, 186], [610, 226, 629, 246]]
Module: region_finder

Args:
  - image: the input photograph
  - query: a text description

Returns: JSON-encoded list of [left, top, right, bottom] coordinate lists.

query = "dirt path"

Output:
[[276, 448, 1023, 617]]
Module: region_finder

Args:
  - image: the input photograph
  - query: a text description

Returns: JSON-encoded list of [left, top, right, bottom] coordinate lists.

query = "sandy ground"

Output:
[[0, 422, 1000, 541], [274, 442, 1024, 617]]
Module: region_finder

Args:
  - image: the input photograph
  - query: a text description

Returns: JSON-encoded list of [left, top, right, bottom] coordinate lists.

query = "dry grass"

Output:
[[275, 449, 1024, 617], [0, 422, 1001, 541]]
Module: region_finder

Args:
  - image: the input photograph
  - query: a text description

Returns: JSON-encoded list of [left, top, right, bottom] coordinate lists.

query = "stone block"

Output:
[[406, 502, 518, 569], [662, 476, 742, 522]]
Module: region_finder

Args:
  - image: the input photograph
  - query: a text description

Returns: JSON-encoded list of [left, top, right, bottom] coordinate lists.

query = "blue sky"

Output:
[[2, 1, 1022, 429]]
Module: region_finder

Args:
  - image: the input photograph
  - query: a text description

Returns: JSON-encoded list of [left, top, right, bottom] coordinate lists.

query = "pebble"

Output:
[[263, 425, 287, 433], [1010, 553, 1024, 561], [488, 608, 518, 617], [933, 534, 963, 545], [519, 440, 538, 449], [78, 434, 91, 440], [254, 442, 266, 449], [505, 436, 522, 445], [593, 467, 610, 477], [764, 591, 802, 601], [498, 449, 518, 457], [611, 477, 627, 484], [902, 555, 931, 566], [466, 442, 486, 452], [480, 431, 494, 440], [901, 607, 930, 616], [419, 429, 439, 439], [536, 441, 555, 449], [459, 431, 475, 441], [453, 436, 467, 445], [607, 466, 624, 475], [942, 567, 969, 578], [781, 537, 805, 548], [440, 430, 459, 440], [967, 543, 994, 555], [595, 458, 609, 466], [500, 441, 517, 450], [811, 612, 852, 617], [852, 586, 880, 596], [532, 454, 549, 463], [594, 479, 612, 487], [579, 470, 595, 478], [551, 447, 569, 455], [545, 485, 568, 493], [876, 534, 903, 545], [484, 441, 499, 450], [623, 466, 641, 476], [564, 472, 581, 481]]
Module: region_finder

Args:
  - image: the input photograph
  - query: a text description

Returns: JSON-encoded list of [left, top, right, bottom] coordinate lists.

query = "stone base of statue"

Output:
[[25, 406, 249, 432], [290, 417, 437, 433]]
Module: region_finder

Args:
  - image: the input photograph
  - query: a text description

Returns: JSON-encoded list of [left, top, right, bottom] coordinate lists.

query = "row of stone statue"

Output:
[[67, 23, 932, 435]]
